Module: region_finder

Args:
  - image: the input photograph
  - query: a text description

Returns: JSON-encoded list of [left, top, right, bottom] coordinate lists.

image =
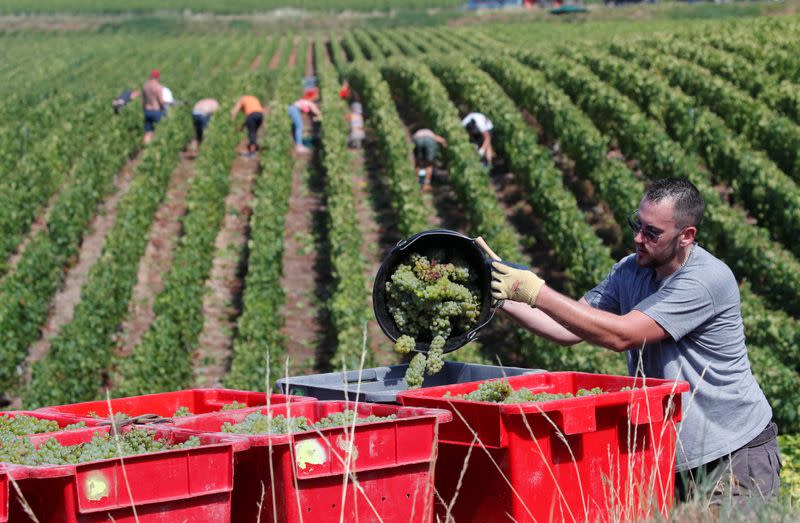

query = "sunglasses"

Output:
[[627, 211, 671, 243]]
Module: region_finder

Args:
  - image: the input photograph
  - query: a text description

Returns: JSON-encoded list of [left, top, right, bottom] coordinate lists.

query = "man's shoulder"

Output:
[[613, 253, 639, 273], [685, 245, 735, 281]]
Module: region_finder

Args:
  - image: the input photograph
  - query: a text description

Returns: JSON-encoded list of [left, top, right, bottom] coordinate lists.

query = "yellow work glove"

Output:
[[490, 261, 545, 307]]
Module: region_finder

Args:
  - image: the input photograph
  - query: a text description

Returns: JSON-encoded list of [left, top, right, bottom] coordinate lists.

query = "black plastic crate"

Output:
[[275, 362, 544, 403]]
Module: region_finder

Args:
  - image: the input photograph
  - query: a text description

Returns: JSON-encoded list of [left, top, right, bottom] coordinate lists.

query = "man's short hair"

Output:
[[644, 178, 704, 228]]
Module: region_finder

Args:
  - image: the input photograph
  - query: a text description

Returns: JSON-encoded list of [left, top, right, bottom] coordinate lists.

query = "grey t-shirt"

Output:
[[583, 244, 772, 471]]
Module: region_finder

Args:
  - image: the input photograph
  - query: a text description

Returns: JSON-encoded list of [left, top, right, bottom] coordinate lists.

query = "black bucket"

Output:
[[372, 229, 499, 354]]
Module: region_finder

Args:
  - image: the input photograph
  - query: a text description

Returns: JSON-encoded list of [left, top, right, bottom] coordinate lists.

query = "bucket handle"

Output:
[[475, 236, 499, 260]]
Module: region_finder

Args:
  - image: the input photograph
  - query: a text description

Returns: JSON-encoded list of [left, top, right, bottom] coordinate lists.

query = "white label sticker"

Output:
[[85, 472, 109, 501], [295, 439, 327, 470]]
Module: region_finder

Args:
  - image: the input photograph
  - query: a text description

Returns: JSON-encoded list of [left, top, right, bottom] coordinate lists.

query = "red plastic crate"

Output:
[[0, 466, 7, 523], [2, 425, 247, 522], [0, 411, 102, 522], [397, 371, 689, 523], [35, 388, 312, 424], [172, 400, 452, 522]]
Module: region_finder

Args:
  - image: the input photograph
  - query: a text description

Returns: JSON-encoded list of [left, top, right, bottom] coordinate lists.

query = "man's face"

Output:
[[632, 198, 683, 270]]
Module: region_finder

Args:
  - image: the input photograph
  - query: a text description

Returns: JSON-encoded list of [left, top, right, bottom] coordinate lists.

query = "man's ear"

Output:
[[681, 226, 698, 246]]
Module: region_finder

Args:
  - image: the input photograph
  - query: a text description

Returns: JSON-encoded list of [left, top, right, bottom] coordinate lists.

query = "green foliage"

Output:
[[780, 434, 800, 500], [617, 43, 800, 184], [317, 43, 373, 370], [224, 72, 296, 390], [0, 102, 140, 395], [477, 53, 641, 229]]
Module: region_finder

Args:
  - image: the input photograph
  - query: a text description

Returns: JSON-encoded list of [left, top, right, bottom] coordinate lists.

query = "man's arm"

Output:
[[230, 98, 242, 120], [434, 133, 448, 147], [500, 300, 583, 346], [535, 286, 668, 351], [481, 131, 491, 151], [156, 85, 165, 109]]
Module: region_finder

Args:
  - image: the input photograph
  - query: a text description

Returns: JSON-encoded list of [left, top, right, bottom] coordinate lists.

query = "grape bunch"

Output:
[[387, 253, 480, 387], [173, 406, 193, 417], [312, 410, 397, 429], [221, 413, 310, 435], [394, 335, 415, 354], [0, 415, 85, 436], [88, 411, 131, 422], [387, 254, 479, 341], [0, 429, 200, 466], [405, 352, 427, 389], [221, 401, 248, 411], [444, 381, 607, 404], [221, 410, 397, 435], [426, 336, 445, 375]]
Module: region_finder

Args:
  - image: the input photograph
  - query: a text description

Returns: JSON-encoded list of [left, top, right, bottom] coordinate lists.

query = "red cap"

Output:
[[150, 69, 160, 79]]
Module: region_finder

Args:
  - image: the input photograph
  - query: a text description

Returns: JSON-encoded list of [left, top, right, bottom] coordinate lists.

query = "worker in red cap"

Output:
[[141, 68, 165, 145]]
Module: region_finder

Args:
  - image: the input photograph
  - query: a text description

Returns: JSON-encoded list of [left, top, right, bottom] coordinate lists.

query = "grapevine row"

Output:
[[317, 42, 373, 370], [427, 55, 613, 294], [610, 44, 800, 183], [381, 58, 522, 260], [572, 45, 800, 261], [0, 104, 141, 395], [515, 48, 800, 316], [657, 38, 800, 125], [224, 70, 298, 390]]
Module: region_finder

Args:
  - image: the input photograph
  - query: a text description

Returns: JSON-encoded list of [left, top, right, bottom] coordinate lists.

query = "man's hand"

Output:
[[490, 261, 545, 307]]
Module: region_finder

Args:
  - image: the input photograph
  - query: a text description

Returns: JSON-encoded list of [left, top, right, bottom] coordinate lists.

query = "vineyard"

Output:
[[3, 5, 800, 505]]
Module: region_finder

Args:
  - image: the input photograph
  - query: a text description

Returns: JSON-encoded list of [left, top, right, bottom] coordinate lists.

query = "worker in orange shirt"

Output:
[[230, 95, 265, 156]]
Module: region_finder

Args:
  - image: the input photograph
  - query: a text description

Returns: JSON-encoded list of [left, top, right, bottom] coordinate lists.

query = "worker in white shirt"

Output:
[[461, 112, 495, 167]]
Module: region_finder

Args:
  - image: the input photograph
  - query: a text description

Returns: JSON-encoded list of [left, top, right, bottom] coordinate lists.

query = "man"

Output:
[[461, 111, 494, 167], [411, 128, 447, 192], [112, 87, 139, 114], [141, 69, 164, 145], [345, 102, 365, 149], [191, 98, 220, 151], [230, 95, 264, 156], [484, 178, 780, 507]]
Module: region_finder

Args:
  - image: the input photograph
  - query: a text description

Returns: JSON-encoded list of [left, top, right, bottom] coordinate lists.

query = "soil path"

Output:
[[114, 150, 196, 361], [287, 37, 299, 69], [193, 144, 260, 387], [278, 154, 324, 375], [306, 37, 316, 77], [348, 141, 395, 365], [18, 150, 145, 390], [249, 54, 262, 72], [268, 38, 284, 70]]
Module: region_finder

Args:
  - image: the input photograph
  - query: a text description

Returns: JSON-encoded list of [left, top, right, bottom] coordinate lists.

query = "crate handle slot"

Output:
[[629, 396, 664, 426]]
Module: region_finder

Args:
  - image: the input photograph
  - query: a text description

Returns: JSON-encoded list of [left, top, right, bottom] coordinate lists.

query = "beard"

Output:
[[635, 236, 681, 270]]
